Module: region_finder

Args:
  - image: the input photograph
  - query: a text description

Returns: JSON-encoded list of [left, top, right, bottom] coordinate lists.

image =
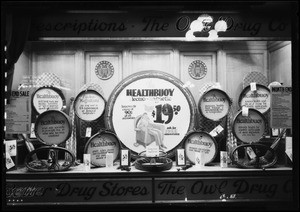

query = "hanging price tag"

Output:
[[85, 127, 92, 138], [272, 128, 279, 136], [30, 123, 36, 138], [250, 82, 257, 91], [209, 125, 224, 137], [242, 106, 249, 116]]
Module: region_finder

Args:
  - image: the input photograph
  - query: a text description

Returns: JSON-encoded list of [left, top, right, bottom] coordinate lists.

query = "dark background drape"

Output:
[[5, 12, 31, 103]]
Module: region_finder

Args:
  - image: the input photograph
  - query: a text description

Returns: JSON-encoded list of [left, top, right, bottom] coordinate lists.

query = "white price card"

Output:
[[242, 106, 249, 116], [250, 82, 257, 91], [146, 145, 159, 157], [176, 149, 186, 166], [30, 123, 36, 138], [209, 125, 224, 137], [6, 152, 15, 169], [83, 154, 91, 171], [5, 140, 17, 156], [106, 153, 114, 167], [85, 127, 92, 138], [120, 149, 130, 166], [195, 151, 205, 167]]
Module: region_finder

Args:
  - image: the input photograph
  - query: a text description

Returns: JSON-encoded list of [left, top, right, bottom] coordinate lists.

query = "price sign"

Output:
[[152, 104, 181, 124], [105, 71, 196, 158]]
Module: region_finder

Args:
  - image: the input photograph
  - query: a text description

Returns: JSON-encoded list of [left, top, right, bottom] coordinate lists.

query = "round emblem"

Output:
[[95, 60, 114, 80], [188, 60, 207, 80]]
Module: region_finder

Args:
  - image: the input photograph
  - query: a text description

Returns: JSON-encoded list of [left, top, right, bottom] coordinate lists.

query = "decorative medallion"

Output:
[[188, 60, 207, 80], [95, 60, 114, 80]]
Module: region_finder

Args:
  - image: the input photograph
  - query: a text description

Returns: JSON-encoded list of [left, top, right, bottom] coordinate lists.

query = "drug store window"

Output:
[[1, 1, 298, 211]]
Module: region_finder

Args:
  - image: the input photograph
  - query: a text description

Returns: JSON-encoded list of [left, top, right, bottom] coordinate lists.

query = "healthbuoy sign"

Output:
[[105, 71, 196, 157]]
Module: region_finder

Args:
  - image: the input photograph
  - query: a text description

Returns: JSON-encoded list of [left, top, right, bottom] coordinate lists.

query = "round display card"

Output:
[[84, 131, 120, 167], [232, 108, 267, 143], [198, 88, 231, 121], [74, 90, 106, 122], [32, 86, 65, 114], [238, 84, 270, 114], [34, 110, 71, 145], [184, 131, 217, 165], [105, 71, 197, 158]]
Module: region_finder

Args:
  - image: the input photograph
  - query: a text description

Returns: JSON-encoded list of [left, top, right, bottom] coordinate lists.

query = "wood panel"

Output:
[[85, 52, 122, 100], [180, 52, 216, 104], [32, 51, 83, 106], [225, 51, 268, 113], [127, 49, 176, 77]]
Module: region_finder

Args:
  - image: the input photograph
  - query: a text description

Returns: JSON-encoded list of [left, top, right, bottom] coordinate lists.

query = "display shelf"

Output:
[[5, 162, 293, 208]]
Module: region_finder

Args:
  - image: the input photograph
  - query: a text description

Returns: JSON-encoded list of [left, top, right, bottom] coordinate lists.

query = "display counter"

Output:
[[6, 162, 293, 209]]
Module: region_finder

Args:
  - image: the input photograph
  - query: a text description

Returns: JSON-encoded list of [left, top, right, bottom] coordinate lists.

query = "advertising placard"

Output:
[[232, 109, 267, 143], [74, 90, 106, 122], [32, 87, 65, 114], [105, 71, 196, 157], [84, 131, 120, 167], [5, 90, 31, 134], [199, 89, 231, 121], [183, 131, 217, 165], [270, 86, 292, 128], [34, 110, 71, 145], [239, 85, 270, 114]]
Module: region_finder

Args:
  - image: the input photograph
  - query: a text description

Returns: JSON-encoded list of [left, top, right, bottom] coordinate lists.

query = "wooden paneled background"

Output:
[[14, 41, 291, 115]]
